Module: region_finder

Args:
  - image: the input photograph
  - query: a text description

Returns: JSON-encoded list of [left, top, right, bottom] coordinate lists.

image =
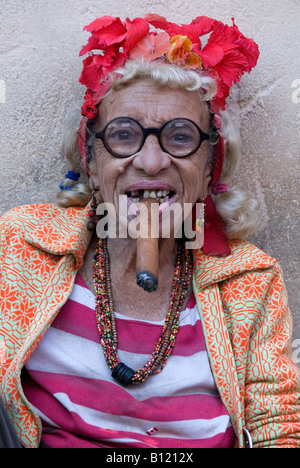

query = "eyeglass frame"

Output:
[[86, 116, 211, 158]]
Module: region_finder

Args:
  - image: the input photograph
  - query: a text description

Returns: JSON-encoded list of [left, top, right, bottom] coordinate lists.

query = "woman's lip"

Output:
[[124, 181, 177, 193]]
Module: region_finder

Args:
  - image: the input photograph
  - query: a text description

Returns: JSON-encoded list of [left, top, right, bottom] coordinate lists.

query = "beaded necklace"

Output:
[[93, 237, 193, 386]]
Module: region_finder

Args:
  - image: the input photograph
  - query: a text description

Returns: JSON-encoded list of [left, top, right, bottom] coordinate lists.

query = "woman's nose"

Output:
[[132, 135, 172, 175]]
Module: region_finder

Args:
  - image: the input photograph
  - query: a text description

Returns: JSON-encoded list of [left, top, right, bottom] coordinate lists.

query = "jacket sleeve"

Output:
[[244, 261, 300, 448]]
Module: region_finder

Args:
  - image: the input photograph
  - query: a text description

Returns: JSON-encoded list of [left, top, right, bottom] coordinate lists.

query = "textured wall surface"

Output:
[[0, 0, 299, 354]]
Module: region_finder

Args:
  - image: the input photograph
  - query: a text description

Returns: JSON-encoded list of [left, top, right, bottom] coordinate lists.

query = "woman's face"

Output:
[[90, 79, 212, 235]]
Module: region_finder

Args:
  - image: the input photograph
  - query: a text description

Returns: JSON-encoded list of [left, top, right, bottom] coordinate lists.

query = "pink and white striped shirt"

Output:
[[23, 274, 235, 448]]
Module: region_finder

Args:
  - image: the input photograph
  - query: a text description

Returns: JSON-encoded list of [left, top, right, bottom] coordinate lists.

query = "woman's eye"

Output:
[[111, 130, 133, 141], [168, 132, 194, 144], [174, 133, 192, 142]]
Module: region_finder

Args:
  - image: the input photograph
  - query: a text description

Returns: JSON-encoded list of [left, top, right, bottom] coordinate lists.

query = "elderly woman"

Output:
[[0, 14, 299, 449]]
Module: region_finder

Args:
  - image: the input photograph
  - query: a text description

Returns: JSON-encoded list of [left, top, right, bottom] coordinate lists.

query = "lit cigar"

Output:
[[136, 199, 159, 293]]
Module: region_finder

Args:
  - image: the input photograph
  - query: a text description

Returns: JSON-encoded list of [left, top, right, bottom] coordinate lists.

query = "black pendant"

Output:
[[111, 362, 136, 386]]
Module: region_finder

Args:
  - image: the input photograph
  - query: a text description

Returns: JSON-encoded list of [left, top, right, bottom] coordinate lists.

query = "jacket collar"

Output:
[[24, 204, 93, 270]]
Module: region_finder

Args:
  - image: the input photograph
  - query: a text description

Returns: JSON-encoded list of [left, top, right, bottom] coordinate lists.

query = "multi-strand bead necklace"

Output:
[[93, 237, 193, 386]]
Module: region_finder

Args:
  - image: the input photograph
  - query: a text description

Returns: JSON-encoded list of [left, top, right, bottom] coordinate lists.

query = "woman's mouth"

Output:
[[119, 184, 182, 235], [125, 188, 175, 205]]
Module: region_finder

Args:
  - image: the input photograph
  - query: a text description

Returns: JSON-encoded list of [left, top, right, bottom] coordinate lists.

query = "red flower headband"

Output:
[[78, 14, 259, 256], [79, 13, 259, 119]]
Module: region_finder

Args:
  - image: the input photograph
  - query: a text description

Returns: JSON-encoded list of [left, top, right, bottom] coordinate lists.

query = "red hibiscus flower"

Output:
[[79, 16, 150, 93], [82, 16, 127, 49], [199, 19, 259, 100], [79, 45, 125, 92], [80, 16, 150, 57], [79, 17, 128, 92]]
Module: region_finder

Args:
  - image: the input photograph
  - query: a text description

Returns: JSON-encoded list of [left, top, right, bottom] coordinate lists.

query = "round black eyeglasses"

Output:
[[86, 117, 210, 158]]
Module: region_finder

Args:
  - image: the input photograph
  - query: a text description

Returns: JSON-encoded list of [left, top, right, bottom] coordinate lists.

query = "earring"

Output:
[[195, 197, 206, 235], [195, 215, 205, 235], [87, 187, 100, 231]]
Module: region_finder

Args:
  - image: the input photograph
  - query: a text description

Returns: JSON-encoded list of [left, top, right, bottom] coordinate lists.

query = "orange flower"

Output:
[[165, 35, 202, 69]]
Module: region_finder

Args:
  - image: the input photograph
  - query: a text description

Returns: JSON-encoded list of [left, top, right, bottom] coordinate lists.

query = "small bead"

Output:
[[87, 220, 95, 230]]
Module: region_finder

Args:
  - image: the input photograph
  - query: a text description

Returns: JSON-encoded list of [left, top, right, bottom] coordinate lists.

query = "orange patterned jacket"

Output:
[[0, 203, 299, 448]]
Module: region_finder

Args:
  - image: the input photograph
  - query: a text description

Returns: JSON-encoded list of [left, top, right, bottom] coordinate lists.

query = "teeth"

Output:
[[127, 189, 172, 205]]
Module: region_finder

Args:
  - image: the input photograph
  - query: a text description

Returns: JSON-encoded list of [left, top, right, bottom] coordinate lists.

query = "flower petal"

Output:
[[236, 36, 259, 71], [80, 35, 103, 56], [145, 13, 185, 37], [151, 32, 171, 54], [185, 52, 203, 69], [170, 35, 192, 49], [145, 14, 216, 43], [206, 22, 239, 54], [232, 19, 259, 72], [200, 42, 224, 68], [144, 14, 172, 31], [215, 50, 249, 86], [180, 16, 216, 42], [190, 16, 218, 36], [124, 17, 150, 52], [79, 55, 104, 91], [93, 22, 127, 47], [83, 16, 122, 33]]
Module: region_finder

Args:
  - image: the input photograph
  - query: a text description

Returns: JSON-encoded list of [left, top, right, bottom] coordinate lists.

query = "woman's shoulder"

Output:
[[1, 202, 63, 217], [228, 238, 277, 267], [0, 203, 89, 242], [0, 203, 90, 272], [194, 238, 283, 289], [0, 203, 65, 231], [1, 202, 89, 224], [197, 238, 278, 269], [226, 238, 284, 280]]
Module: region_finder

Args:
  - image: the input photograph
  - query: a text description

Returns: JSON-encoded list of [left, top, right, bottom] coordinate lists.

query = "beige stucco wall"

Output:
[[0, 0, 299, 359]]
